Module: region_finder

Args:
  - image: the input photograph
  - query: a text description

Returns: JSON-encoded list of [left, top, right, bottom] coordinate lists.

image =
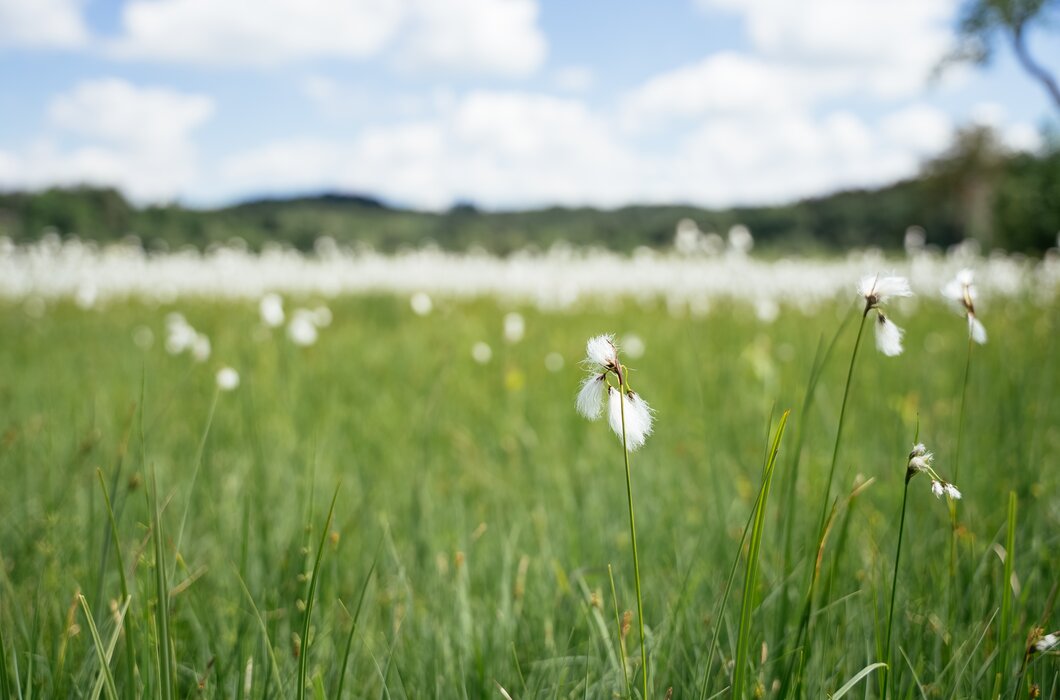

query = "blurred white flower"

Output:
[[191, 334, 211, 362], [287, 310, 318, 346], [75, 284, 97, 309], [621, 333, 645, 359], [1035, 632, 1059, 653], [576, 373, 606, 420], [504, 312, 525, 343], [942, 268, 987, 344], [312, 305, 333, 327], [216, 367, 240, 391], [410, 292, 433, 316], [607, 388, 654, 450], [754, 299, 779, 324], [260, 293, 285, 328], [544, 352, 564, 372], [165, 313, 197, 355], [875, 314, 904, 357], [471, 341, 492, 364], [728, 225, 754, 255], [931, 479, 944, 498]]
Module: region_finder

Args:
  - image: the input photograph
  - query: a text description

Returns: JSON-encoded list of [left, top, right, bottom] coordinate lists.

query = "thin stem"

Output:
[[948, 335, 973, 619], [816, 309, 869, 535], [619, 373, 649, 700], [782, 309, 869, 697], [884, 481, 910, 699]]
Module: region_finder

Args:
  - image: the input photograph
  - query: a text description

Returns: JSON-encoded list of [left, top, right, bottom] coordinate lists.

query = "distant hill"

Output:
[[1, 126, 1057, 254]]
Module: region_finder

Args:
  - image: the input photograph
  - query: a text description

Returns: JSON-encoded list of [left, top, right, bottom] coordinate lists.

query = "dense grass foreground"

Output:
[[0, 290, 1057, 698]]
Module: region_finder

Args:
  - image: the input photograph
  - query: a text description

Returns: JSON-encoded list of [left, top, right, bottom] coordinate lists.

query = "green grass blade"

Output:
[[335, 538, 381, 699], [95, 469, 136, 690], [608, 563, 632, 699], [89, 596, 131, 700], [77, 594, 118, 700], [993, 491, 1017, 697], [147, 467, 174, 700], [298, 484, 340, 700], [829, 662, 887, 699], [234, 572, 285, 696], [732, 410, 790, 699]]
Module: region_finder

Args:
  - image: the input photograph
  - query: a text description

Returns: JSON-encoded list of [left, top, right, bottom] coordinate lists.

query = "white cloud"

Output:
[[0, 79, 214, 202], [554, 66, 594, 93], [217, 89, 961, 209], [0, 0, 88, 48], [395, 0, 546, 76], [109, 0, 545, 76]]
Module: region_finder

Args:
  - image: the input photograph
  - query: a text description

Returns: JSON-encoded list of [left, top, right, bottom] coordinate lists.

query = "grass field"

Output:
[[0, 278, 1057, 698]]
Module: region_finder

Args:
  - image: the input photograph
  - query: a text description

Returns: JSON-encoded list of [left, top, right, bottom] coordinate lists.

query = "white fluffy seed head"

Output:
[[1035, 633, 1059, 653], [576, 373, 606, 420], [910, 443, 928, 458], [585, 334, 618, 370], [859, 274, 912, 306], [969, 315, 987, 344], [931, 480, 944, 498], [216, 367, 240, 391], [259, 293, 285, 327], [875, 314, 904, 356], [607, 389, 654, 451], [944, 483, 962, 500]]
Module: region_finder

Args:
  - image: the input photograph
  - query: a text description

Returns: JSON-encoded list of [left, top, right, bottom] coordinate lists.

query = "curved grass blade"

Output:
[[829, 662, 887, 699], [298, 484, 340, 700]]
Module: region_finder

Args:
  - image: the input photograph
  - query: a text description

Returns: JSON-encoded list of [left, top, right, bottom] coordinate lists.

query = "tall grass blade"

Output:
[[994, 491, 1017, 697], [829, 662, 887, 699], [732, 410, 790, 699], [89, 596, 131, 700], [77, 594, 118, 700], [96, 469, 136, 690], [298, 484, 340, 700], [335, 539, 381, 700]]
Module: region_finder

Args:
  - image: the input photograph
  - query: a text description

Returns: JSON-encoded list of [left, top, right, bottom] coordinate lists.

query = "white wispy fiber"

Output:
[[942, 268, 987, 344], [875, 313, 904, 356], [576, 373, 606, 420], [607, 388, 654, 450], [585, 334, 618, 370], [858, 273, 912, 306], [216, 366, 239, 391]]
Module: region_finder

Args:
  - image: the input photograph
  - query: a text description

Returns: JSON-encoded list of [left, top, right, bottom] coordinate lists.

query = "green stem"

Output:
[[884, 481, 910, 700], [618, 373, 649, 700], [782, 310, 869, 698], [817, 310, 869, 536]]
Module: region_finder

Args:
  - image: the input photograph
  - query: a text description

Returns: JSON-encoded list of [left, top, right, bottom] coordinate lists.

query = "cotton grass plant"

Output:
[[577, 333, 654, 697]]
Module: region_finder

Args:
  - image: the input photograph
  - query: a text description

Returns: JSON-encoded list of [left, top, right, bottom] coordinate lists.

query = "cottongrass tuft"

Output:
[[607, 387, 654, 450], [905, 443, 961, 501], [259, 293, 285, 327], [942, 268, 987, 344], [216, 367, 240, 391], [859, 273, 913, 357]]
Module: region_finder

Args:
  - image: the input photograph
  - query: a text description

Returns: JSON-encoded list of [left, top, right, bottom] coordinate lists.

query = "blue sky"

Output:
[[0, 0, 1057, 210]]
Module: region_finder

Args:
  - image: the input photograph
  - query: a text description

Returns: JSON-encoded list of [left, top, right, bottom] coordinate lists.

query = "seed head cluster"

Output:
[[576, 334, 654, 450], [905, 443, 961, 501], [857, 274, 913, 357]]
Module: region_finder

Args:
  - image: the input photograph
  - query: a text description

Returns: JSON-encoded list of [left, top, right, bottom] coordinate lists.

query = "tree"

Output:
[[949, 0, 1060, 112]]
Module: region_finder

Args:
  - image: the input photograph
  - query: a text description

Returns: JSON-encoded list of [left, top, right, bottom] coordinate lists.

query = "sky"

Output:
[[0, 0, 1057, 211]]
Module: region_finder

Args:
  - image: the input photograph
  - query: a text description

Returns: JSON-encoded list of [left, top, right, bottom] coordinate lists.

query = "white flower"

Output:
[[216, 367, 240, 391], [576, 373, 606, 420], [312, 305, 333, 327], [471, 341, 492, 364], [607, 388, 653, 451], [910, 443, 928, 458], [944, 483, 962, 500], [585, 334, 618, 370], [875, 314, 904, 357], [931, 480, 945, 498], [1035, 632, 1059, 653], [858, 274, 912, 307], [410, 292, 433, 316], [621, 333, 646, 359], [287, 311, 318, 346], [943, 268, 987, 344], [259, 293, 285, 328], [191, 333, 211, 362], [504, 312, 525, 343]]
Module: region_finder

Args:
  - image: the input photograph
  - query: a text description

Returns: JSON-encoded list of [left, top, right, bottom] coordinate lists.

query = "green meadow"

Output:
[[0, 291, 1057, 698]]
